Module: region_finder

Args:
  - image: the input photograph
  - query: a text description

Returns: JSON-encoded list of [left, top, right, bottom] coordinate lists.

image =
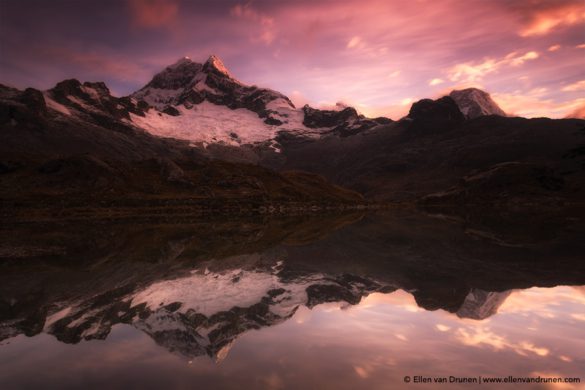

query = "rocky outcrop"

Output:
[[456, 289, 513, 320], [0, 84, 48, 125], [47, 79, 147, 120], [405, 96, 465, 134], [408, 96, 464, 122], [449, 88, 506, 119], [301, 105, 389, 136]]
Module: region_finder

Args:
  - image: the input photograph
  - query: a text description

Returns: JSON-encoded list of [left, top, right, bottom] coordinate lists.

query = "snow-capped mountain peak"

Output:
[[169, 56, 195, 68], [203, 54, 235, 79], [126, 56, 388, 150], [449, 88, 506, 119], [146, 58, 202, 90]]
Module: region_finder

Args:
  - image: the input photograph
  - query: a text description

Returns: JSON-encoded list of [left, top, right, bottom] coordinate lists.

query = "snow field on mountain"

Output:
[[129, 101, 278, 146]]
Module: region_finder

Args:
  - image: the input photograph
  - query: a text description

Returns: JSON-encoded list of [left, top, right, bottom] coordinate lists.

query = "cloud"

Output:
[[38, 46, 154, 86], [447, 51, 539, 83], [128, 0, 179, 29], [353, 366, 370, 379], [571, 313, 585, 321], [347, 36, 362, 49], [548, 44, 561, 52], [518, 2, 585, 36], [493, 91, 585, 119], [507, 51, 539, 66], [565, 104, 585, 118], [455, 327, 549, 357], [429, 78, 444, 86], [561, 80, 585, 92], [447, 59, 499, 83], [2, 0, 584, 119], [435, 324, 451, 332]]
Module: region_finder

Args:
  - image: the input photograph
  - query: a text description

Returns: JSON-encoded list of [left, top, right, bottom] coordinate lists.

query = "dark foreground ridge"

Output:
[[0, 154, 368, 223]]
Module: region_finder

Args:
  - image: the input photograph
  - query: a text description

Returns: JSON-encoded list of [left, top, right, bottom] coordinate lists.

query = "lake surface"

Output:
[[1, 210, 584, 389]]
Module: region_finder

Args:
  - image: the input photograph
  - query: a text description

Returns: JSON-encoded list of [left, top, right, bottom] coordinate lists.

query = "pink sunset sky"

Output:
[[0, 0, 584, 119]]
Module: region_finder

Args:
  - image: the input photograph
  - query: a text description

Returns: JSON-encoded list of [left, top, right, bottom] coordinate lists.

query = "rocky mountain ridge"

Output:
[[2, 55, 583, 208], [127, 55, 390, 149], [449, 88, 506, 119]]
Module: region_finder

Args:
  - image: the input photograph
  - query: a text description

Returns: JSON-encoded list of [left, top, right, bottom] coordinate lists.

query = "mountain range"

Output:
[[1, 55, 585, 214]]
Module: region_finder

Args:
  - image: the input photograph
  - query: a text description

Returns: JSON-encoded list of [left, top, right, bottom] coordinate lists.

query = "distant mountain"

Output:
[[449, 88, 506, 119], [278, 100, 585, 206]]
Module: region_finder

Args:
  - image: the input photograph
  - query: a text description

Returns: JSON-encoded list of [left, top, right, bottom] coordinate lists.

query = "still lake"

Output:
[[1, 211, 584, 389]]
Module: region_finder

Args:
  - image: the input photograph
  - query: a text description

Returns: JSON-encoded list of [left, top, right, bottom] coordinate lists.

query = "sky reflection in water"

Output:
[[1, 285, 583, 390]]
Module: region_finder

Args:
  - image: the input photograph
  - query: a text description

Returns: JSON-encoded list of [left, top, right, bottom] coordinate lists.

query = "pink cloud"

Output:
[[2, 0, 584, 119], [566, 104, 585, 119], [518, 1, 585, 36], [128, 0, 179, 29], [446, 51, 539, 84], [561, 80, 585, 92], [492, 92, 585, 119]]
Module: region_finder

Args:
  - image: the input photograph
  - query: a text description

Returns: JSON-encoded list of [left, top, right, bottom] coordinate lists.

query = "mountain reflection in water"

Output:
[[0, 210, 584, 389]]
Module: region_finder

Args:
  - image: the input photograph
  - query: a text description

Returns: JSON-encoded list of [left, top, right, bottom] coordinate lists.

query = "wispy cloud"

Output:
[[1, 0, 584, 118], [493, 92, 585, 119], [561, 80, 585, 92], [347, 36, 362, 49], [566, 104, 585, 118], [447, 51, 539, 84], [518, 1, 585, 36], [456, 326, 549, 357]]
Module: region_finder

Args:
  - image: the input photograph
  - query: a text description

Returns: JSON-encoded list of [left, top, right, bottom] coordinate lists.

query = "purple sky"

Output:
[[1, 0, 584, 119]]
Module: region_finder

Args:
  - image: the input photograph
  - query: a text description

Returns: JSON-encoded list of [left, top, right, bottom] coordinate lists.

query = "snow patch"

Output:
[[66, 95, 95, 112], [129, 101, 276, 146], [129, 101, 334, 146], [43, 93, 72, 116]]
